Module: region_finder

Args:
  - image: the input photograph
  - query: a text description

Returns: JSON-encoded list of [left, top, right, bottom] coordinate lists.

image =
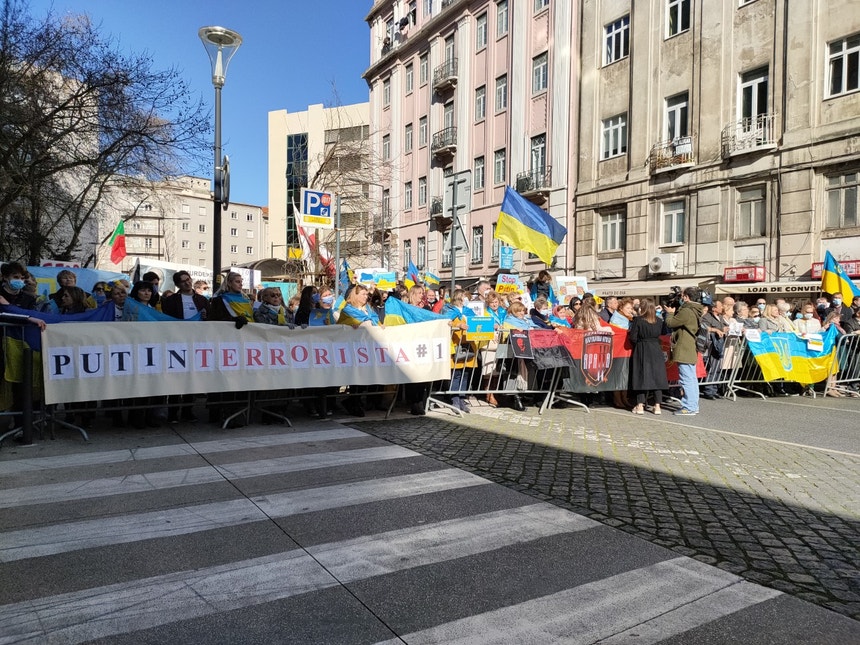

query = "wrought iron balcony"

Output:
[[431, 126, 457, 157], [432, 58, 458, 91], [721, 113, 778, 158], [515, 166, 552, 200], [648, 136, 695, 174]]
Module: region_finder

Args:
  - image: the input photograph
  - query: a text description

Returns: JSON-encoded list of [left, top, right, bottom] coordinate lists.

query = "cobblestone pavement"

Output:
[[355, 398, 860, 621]]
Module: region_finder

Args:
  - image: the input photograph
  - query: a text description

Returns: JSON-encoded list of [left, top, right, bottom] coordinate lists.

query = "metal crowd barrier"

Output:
[[427, 338, 564, 416], [0, 322, 42, 448], [829, 333, 860, 396]]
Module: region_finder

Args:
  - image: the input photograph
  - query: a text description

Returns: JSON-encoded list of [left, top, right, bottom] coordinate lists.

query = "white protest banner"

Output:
[[42, 320, 452, 404]]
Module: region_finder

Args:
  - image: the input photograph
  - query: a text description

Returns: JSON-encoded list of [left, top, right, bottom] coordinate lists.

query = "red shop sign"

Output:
[[811, 259, 860, 279], [723, 266, 766, 283]]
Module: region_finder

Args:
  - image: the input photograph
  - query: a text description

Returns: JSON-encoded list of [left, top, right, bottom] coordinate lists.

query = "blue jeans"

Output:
[[678, 362, 699, 412]]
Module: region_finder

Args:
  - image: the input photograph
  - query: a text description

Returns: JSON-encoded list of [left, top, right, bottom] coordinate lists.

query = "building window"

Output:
[[404, 123, 413, 153], [418, 176, 427, 205], [530, 134, 546, 173], [667, 0, 690, 37], [666, 92, 689, 140], [198, 224, 206, 233], [182, 204, 190, 214], [230, 227, 238, 236], [826, 172, 859, 228], [246, 246, 253, 255], [198, 242, 206, 251], [181, 222, 190, 231], [662, 200, 686, 245], [491, 223, 500, 261], [403, 239, 412, 265], [474, 156, 485, 190], [404, 181, 413, 209], [405, 62, 414, 93], [495, 75, 507, 111], [246, 230, 254, 238], [382, 134, 391, 160], [737, 186, 766, 237], [601, 114, 628, 159], [441, 232, 452, 267], [497, 1, 508, 37], [382, 77, 391, 107], [828, 35, 860, 97], [740, 68, 768, 122], [246, 213, 253, 221], [419, 52, 429, 84], [471, 226, 484, 263], [181, 240, 190, 249], [417, 236, 426, 268], [599, 212, 625, 252], [476, 12, 487, 50], [144, 238, 153, 249], [198, 206, 206, 217], [494, 149, 506, 184], [231, 211, 238, 219], [604, 15, 630, 65], [419, 116, 428, 146], [475, 85, 486, 121], [230, 244, 237, 253], [423, 0, 432, 18], [532, 52, 548, 93], [534, 0, 549, 11]]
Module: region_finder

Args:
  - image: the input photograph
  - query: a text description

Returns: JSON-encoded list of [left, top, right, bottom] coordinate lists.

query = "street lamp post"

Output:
[[199, 25, 242, 289]]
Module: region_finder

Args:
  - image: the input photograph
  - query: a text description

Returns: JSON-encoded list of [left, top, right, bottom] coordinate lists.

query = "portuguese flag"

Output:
[[109, 220, 127, 264]]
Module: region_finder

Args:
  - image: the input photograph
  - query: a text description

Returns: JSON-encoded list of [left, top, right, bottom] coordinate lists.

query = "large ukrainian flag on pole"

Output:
[[495, 186, 567, 265], [821, 250, 860, 298]]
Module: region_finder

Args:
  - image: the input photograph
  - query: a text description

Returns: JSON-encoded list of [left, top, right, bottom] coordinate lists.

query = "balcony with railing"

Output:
[[432, 58, 458, 91], [430, 196, 443, 215], [721, 113, 778, 158], [648, 136, 695, 174], [431, 126, 457, 158], [515, 166, 552, 203]]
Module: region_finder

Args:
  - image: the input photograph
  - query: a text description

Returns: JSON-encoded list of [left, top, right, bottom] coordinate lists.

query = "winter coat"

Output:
[[628, 316, 669, 391], [665, 301, 704, 365]]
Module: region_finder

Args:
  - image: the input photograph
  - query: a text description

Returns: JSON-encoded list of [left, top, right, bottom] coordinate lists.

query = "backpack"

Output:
[[694, 323, 711, 354]]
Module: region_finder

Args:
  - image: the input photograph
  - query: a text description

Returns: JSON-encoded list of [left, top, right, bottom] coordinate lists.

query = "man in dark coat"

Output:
[[665, 287, 704, 415]]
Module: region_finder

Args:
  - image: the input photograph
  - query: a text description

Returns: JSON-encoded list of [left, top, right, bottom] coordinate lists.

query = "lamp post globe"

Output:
[[199, 26, 242, 289]]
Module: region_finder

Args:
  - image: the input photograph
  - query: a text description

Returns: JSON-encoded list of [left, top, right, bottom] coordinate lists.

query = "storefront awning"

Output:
[[713, 281, 824, 295], [590, 281, 684, 298]]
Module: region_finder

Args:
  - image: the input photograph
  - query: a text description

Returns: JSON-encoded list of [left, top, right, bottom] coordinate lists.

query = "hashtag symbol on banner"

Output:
[[416, 344, 427, 358]]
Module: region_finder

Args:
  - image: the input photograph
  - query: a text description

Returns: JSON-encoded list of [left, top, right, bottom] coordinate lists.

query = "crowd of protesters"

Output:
[[1, 260, 859, 431]]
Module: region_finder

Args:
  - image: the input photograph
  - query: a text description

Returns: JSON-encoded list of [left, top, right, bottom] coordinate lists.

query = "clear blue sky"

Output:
[[27, 0, 373, 207]]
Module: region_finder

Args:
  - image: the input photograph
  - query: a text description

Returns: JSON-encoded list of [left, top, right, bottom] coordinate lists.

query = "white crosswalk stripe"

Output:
[[0, 424, 831, 645]]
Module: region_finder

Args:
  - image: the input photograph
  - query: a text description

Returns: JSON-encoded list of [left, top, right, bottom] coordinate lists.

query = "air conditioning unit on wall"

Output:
[[648, 253, 680, 275]]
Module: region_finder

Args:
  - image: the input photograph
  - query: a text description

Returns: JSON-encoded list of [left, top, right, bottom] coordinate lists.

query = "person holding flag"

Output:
[[821, 250, 860, 323]]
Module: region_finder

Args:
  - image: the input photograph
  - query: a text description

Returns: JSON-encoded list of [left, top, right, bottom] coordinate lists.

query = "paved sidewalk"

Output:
[[356, 396, 860, 621]]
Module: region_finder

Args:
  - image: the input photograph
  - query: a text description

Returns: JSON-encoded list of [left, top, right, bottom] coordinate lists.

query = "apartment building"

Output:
[[576, 0, 860, 299], [365, 0, 860, 298], [99, 176, 267, 274], [268, 102, 374, 273], [363, 0, 576, 283]]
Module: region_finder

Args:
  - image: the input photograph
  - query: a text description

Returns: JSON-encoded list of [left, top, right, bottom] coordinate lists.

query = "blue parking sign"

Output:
[[300, 188, 334, 229]]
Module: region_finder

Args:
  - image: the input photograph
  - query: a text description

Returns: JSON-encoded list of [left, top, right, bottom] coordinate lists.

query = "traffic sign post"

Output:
[[300, 188, 334, 229], [444, 171, 471, 293]]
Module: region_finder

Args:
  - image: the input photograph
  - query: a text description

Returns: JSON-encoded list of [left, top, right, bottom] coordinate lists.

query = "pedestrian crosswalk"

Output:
[[0, 422, 856, 644]]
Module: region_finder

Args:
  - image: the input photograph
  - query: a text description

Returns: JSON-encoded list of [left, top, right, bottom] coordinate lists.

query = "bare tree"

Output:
[[0, 0, 209, 264]]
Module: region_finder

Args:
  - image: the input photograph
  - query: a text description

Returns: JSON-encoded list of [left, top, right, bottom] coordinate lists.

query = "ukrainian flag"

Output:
[[424, 271, 440, 287], [746, 326, 839, 385], [383, 297, 445, 326], [495, 186, 566, 265], [821, 250, 860, 298]]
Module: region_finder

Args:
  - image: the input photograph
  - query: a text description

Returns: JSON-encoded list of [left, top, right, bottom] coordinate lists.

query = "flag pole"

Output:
[[335, 194, 342, 299]]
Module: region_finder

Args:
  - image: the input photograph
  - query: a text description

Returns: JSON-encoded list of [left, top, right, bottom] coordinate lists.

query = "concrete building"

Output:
[[363, 0, 860, 298], [98, 176, 267, 275], [268, 102, 373, 278], [363, 0, 575, 284], [576, 0, 860, 300]]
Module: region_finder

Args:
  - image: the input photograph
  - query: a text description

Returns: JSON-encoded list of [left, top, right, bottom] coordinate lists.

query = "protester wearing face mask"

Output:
[[794, 302, 822, 336], [91, 282, 109, 306], [750, 304, 763, 326], [529, 296, 556, 329], [0, 262, 37, 310], [307, 288, 337, 326], [826, 291, 854, 324]]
